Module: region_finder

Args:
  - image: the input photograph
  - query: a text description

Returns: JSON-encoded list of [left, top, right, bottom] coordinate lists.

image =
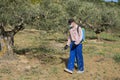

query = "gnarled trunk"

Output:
[[0, 35, 15, 60], [0, 22, 24, 60]]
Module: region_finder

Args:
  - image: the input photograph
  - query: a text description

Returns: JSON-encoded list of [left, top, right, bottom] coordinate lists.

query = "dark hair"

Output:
[[68, 19, 75, 25]]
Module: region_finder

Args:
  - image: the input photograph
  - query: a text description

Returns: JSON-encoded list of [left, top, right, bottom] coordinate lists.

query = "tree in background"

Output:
[[76, 1, 120, 40], [0, 0, 29, 59], [0, 0, 120, 59], [118, 0, 120, 5]]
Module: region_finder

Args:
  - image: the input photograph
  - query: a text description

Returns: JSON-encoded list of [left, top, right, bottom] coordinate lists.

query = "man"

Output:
[[64, 19, 84, 74]]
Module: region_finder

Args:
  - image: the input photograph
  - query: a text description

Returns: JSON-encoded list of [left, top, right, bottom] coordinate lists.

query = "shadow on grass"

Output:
[[59, 57, 77, 69], [14, 48, 30, 55], [86, 36, 97, 40], [55, 38, 67, 43], [86, 36, 117, 42], [14, 46, 58, 64], [59, 57, 68, 67], [112, 77, 120, 80], [36, 53, 57, 64], [102, 38, 116, 42], [14, 46, 55, 55], [46, 38, 67, 43]]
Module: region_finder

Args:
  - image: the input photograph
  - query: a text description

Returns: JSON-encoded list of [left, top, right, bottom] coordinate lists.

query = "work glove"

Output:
[[64, 45, 69, 50]]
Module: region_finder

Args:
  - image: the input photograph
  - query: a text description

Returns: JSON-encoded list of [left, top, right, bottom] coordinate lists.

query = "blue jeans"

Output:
[[67, 42, 84, 71]]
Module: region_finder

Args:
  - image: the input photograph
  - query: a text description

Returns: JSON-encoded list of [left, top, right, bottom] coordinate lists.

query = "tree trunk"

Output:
[[0, 35, 17, 60], [0, 21, 24, 60], [96, 33, 101, 41]]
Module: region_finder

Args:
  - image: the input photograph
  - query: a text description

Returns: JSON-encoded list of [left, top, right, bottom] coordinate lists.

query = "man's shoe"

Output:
[[64, 68, 73, 74], [77, 70, 84, 73]]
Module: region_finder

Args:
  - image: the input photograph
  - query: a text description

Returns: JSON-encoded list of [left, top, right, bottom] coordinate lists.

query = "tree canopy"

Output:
[[0, 0, 120, 33]]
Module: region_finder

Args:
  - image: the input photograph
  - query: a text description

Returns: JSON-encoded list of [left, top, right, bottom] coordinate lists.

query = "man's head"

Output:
[[68, 19, 75, 25], [68, 19, 76, 28]]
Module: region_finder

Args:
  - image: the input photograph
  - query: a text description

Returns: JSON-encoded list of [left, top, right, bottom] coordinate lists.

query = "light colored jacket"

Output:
[[67, 25, 82, 46]]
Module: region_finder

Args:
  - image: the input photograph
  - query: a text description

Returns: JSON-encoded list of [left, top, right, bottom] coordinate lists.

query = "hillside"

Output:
[[0, 0, 120, 80], [0, 29, 120, 80]]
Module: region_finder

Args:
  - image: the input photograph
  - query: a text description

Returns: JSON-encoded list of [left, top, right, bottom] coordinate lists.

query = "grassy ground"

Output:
[[0, 29, 120, 80]]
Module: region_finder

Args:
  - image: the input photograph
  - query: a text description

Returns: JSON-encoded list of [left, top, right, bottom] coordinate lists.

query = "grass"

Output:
[[100, 32, 120, 41], [0, 68, 11, 74], [113, 53, 120, 63], [14, 29, 120, 61], [84, 30, 120, 57], [51, 67, 58, 74], [0, 29, 120, 80], [86, 29, 120, 41]]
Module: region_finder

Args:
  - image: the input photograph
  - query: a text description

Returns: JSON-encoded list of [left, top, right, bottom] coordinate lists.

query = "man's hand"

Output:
[[64, 45, 69, 50], [71, 42, 77, 50]]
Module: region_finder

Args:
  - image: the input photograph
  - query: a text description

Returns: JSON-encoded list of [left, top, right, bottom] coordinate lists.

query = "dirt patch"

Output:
[[0, 51, 120, 80]]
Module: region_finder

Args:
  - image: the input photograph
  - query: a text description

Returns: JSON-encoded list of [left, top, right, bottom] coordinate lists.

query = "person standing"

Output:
[[64, 19, 84, 74]]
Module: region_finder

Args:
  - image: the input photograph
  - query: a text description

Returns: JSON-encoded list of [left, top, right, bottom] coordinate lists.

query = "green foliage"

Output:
[[65, 0, 80, 17], [0, 0, 27, 25], [0, 68, 11, 74], [0, 0, 120, 33], [31, 0, 42, 4], [38, 0, 68, 31], [113, 53, 120, 63]]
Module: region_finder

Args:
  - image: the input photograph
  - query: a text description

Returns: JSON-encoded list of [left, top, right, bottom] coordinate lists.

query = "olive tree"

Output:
[[0, 0, 31, 59]]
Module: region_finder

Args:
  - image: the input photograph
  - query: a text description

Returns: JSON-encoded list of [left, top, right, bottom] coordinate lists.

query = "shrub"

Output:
[[113, 53, 120, 63]]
